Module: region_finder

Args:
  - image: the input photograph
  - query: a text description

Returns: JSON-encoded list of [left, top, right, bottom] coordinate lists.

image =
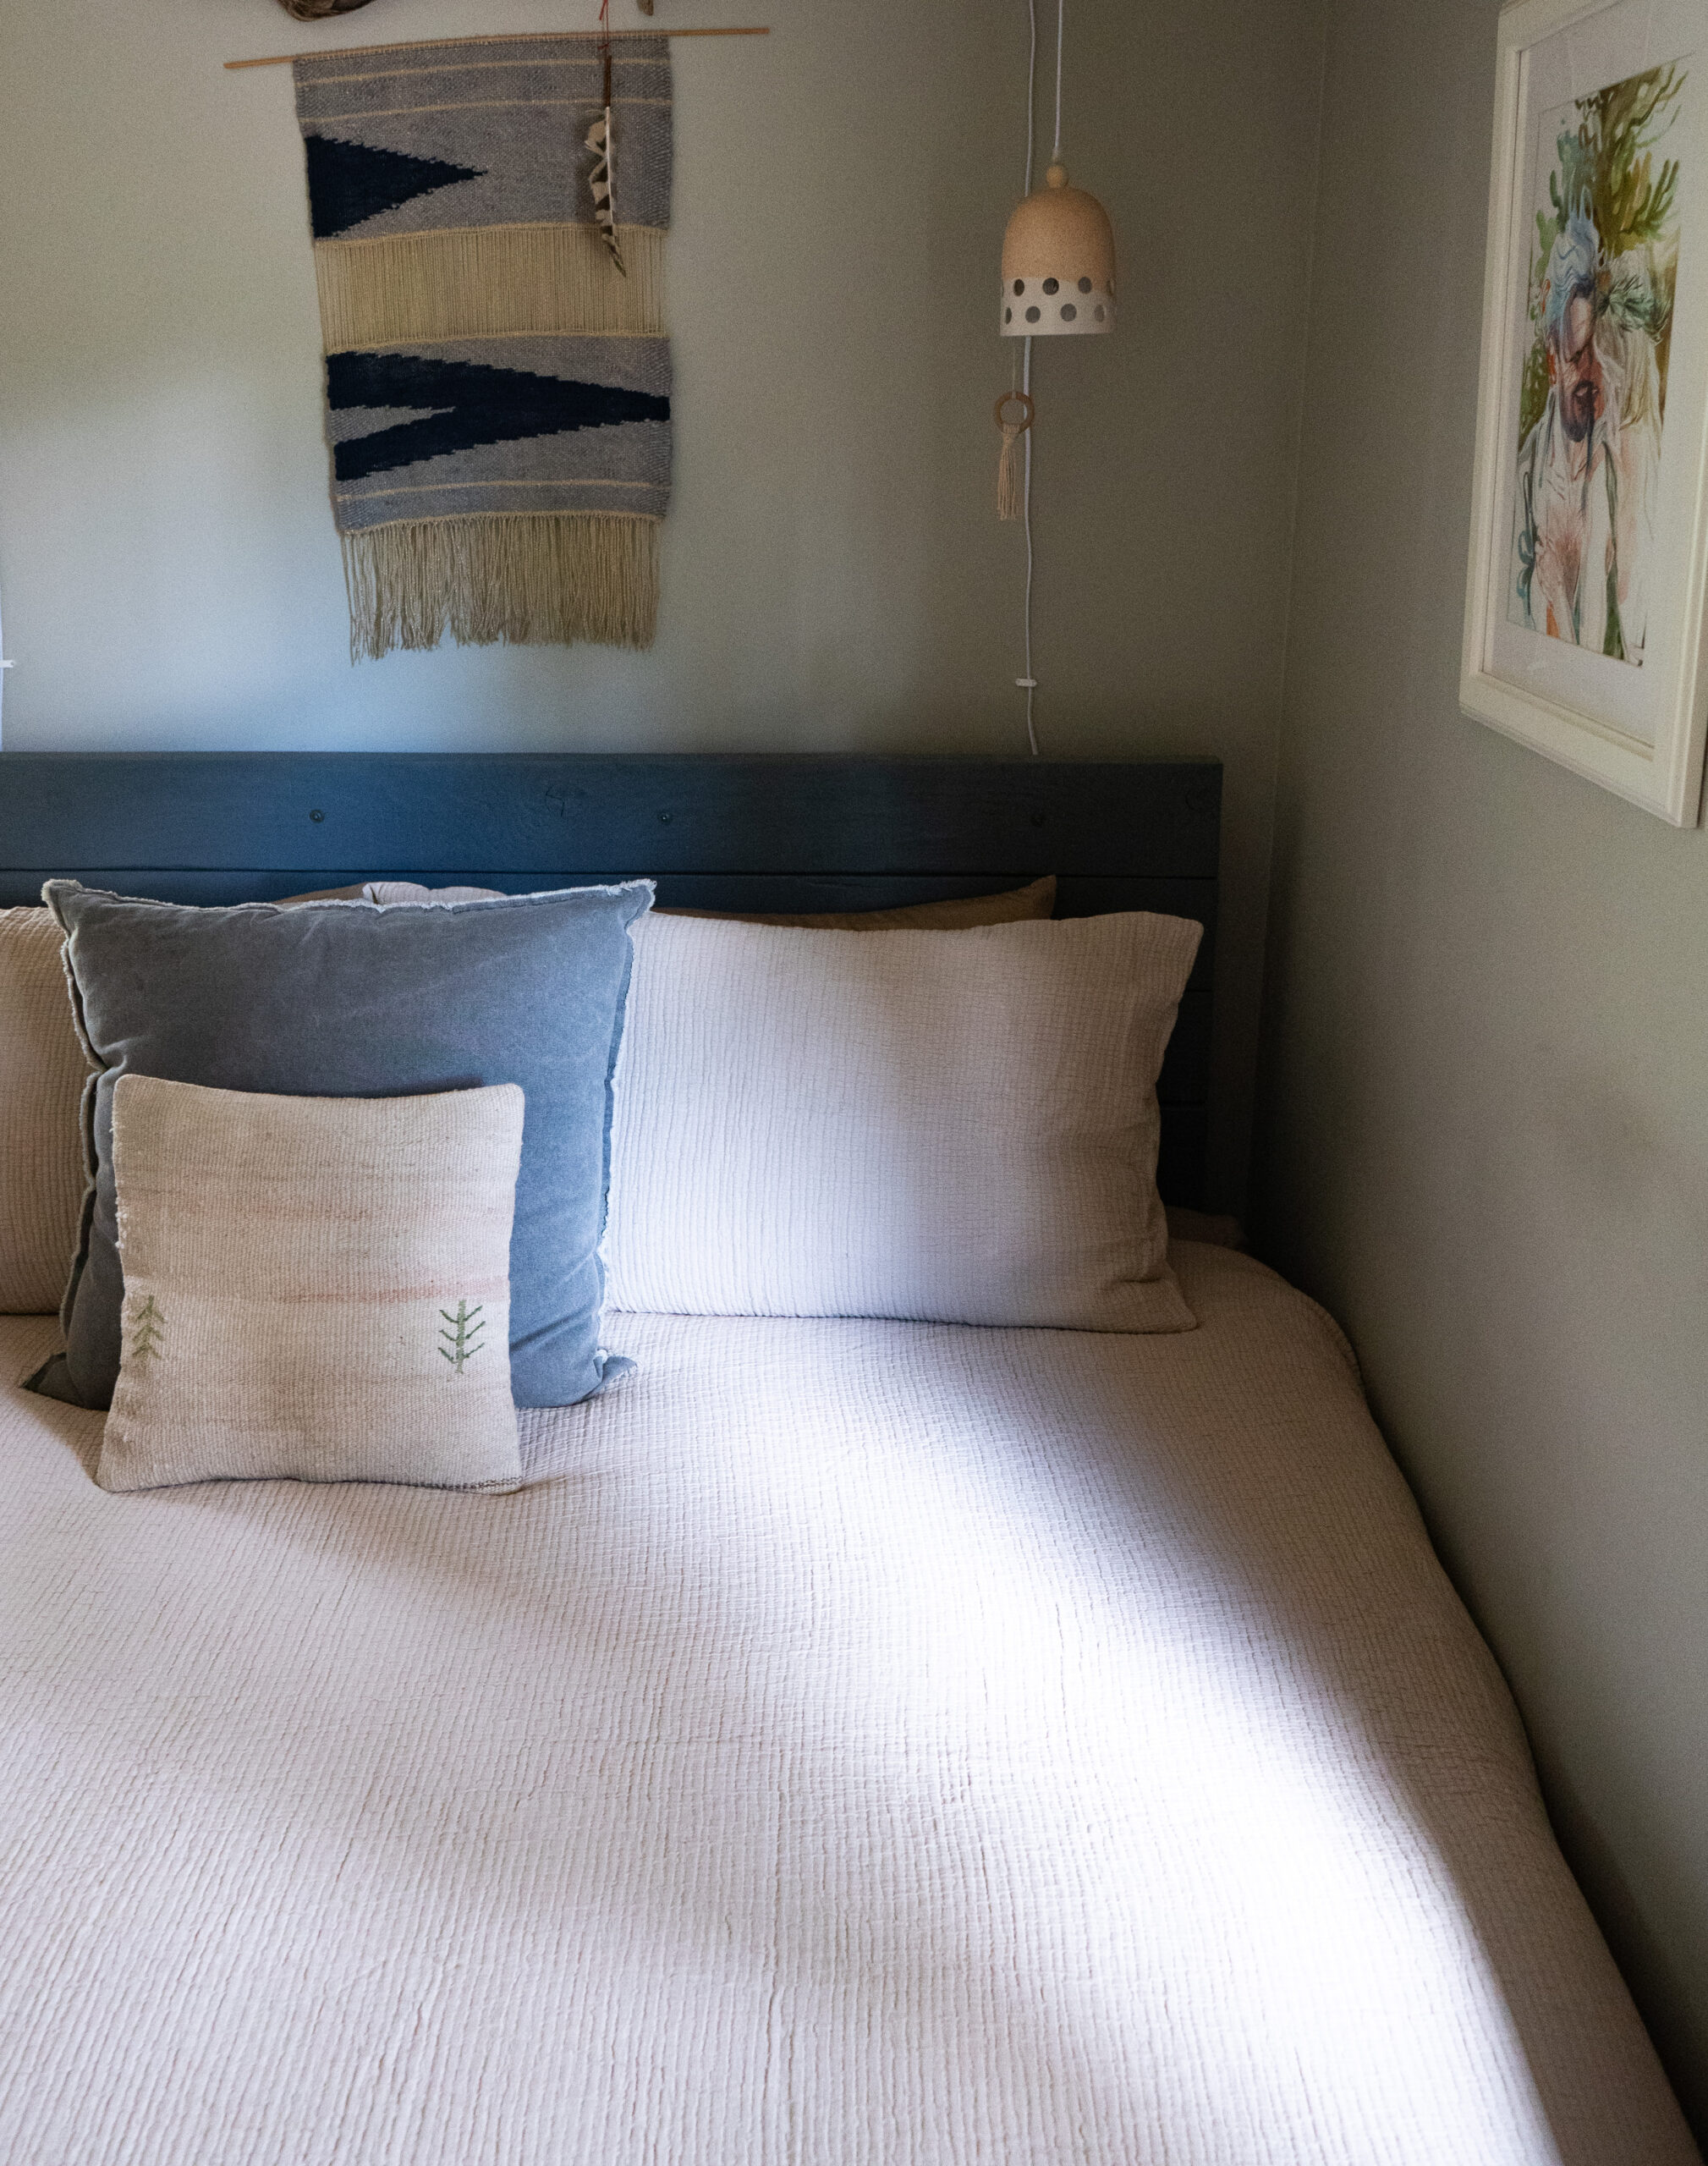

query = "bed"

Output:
[[0, 754, 1695, 2164]]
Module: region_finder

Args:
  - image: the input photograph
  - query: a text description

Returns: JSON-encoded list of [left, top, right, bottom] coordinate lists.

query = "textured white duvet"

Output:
[[0, 1244, 1694, 2164]]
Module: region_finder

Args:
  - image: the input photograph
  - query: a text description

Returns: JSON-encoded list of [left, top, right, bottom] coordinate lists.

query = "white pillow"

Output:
[[603, 911, 1202, 1330], [364, 882, 502, 905]]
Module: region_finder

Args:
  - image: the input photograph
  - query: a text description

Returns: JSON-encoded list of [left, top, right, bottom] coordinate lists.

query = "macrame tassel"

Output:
[[997, 426, 1024, 520], [993, 391, 1034, 521], [585, 110, 629, 277]]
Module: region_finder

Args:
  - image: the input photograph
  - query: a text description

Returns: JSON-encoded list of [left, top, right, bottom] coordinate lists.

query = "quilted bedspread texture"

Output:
[[0, 1244, 1695, 2164]]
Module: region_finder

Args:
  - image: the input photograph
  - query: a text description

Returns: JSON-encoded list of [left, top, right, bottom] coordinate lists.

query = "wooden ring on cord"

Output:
[[993, 390, 1035, 432]]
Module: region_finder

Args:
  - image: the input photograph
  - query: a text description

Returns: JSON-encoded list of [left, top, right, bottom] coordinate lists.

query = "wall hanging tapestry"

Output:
[[293, 32, 673, 659]]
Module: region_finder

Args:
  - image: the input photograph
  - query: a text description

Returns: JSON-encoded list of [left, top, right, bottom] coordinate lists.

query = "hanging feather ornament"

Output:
[[585, 111, 627, 274], [585, 31, 629, 277]]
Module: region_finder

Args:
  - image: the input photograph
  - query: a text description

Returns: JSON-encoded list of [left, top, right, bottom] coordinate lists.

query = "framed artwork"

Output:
[[1462, 0, 1708, 823]]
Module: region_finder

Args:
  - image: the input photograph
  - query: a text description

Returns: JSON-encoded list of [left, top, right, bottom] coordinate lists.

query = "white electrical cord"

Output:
[[1013, 0, 1044, 756], [1019, 338, 1037, 757], [1052, 0, 1065, 160], [1010, 0, 1064, 758], [1025, 0, 1039, 195]]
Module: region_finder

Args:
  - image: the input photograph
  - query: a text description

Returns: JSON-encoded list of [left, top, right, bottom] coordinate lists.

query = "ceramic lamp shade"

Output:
[[1000, 162, 1116, 336]]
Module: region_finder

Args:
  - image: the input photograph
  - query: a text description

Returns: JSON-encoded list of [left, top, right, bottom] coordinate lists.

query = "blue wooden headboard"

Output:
[[0, 753, 1220, 1205]]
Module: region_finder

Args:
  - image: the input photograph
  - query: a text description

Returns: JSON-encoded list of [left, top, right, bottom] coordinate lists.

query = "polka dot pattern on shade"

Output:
[[999, 277, 1116, 333]]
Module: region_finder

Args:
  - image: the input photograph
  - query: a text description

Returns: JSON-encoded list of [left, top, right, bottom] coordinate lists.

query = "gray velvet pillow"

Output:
[[36, 881, 651, 1412]]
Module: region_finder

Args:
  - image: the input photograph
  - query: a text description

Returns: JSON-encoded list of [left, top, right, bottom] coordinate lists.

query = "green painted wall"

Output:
[[1258, 0, 1708, 2131], [0, 0, 1326, 1209]]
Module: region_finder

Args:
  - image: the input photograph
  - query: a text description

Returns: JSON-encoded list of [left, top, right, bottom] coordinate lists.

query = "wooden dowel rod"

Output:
[[227, 26, 768, 69]]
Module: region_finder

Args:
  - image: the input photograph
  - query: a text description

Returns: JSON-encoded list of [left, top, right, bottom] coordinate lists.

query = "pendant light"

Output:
[[1001, 162, 1116, 336], [994, 0, 1116, 757], [999, 0, 1115, 338]]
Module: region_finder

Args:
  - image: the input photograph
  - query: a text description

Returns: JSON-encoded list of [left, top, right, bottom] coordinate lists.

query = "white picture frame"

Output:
[[1462, 0, 1708, 824]]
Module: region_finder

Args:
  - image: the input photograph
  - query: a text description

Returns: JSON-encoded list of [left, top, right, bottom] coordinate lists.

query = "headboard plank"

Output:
[[0, 754, 1219, 879], [0, 753, 1222, 1205]]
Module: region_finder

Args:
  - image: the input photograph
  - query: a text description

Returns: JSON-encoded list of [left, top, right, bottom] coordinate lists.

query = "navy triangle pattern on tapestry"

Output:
[[293, 34, 673, 658], [304, 135, 486, 242], [327, 351, 671, 481]]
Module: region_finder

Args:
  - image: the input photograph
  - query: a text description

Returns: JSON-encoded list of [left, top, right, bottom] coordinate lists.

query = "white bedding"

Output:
[[0, 1243, 1694, 2164]]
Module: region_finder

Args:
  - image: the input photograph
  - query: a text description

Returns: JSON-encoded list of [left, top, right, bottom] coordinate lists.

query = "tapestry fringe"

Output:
[[340, 514, 660, 660], [314, 225, 665, 350]]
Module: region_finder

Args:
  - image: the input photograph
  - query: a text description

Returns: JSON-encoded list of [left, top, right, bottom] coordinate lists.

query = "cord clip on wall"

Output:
[[0, 600, 13, 748]]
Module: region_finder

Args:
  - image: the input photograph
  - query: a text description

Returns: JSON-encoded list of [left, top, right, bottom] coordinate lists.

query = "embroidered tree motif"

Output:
[[439, 1300, 486, 1374], [129, 1295, 166, 1366]]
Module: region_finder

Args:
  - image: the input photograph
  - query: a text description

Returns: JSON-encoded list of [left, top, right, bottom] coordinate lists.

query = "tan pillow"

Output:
[[364, 883, 503, 905], [656, 874, 1057, 929], [359, 876, 1057, 927], [0, 908, 93, 1313], [100, 1075, 526, 1493]]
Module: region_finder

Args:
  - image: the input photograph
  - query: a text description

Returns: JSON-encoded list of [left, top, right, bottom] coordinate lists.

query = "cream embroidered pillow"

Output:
[[100, 1075, 525, 1493]]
